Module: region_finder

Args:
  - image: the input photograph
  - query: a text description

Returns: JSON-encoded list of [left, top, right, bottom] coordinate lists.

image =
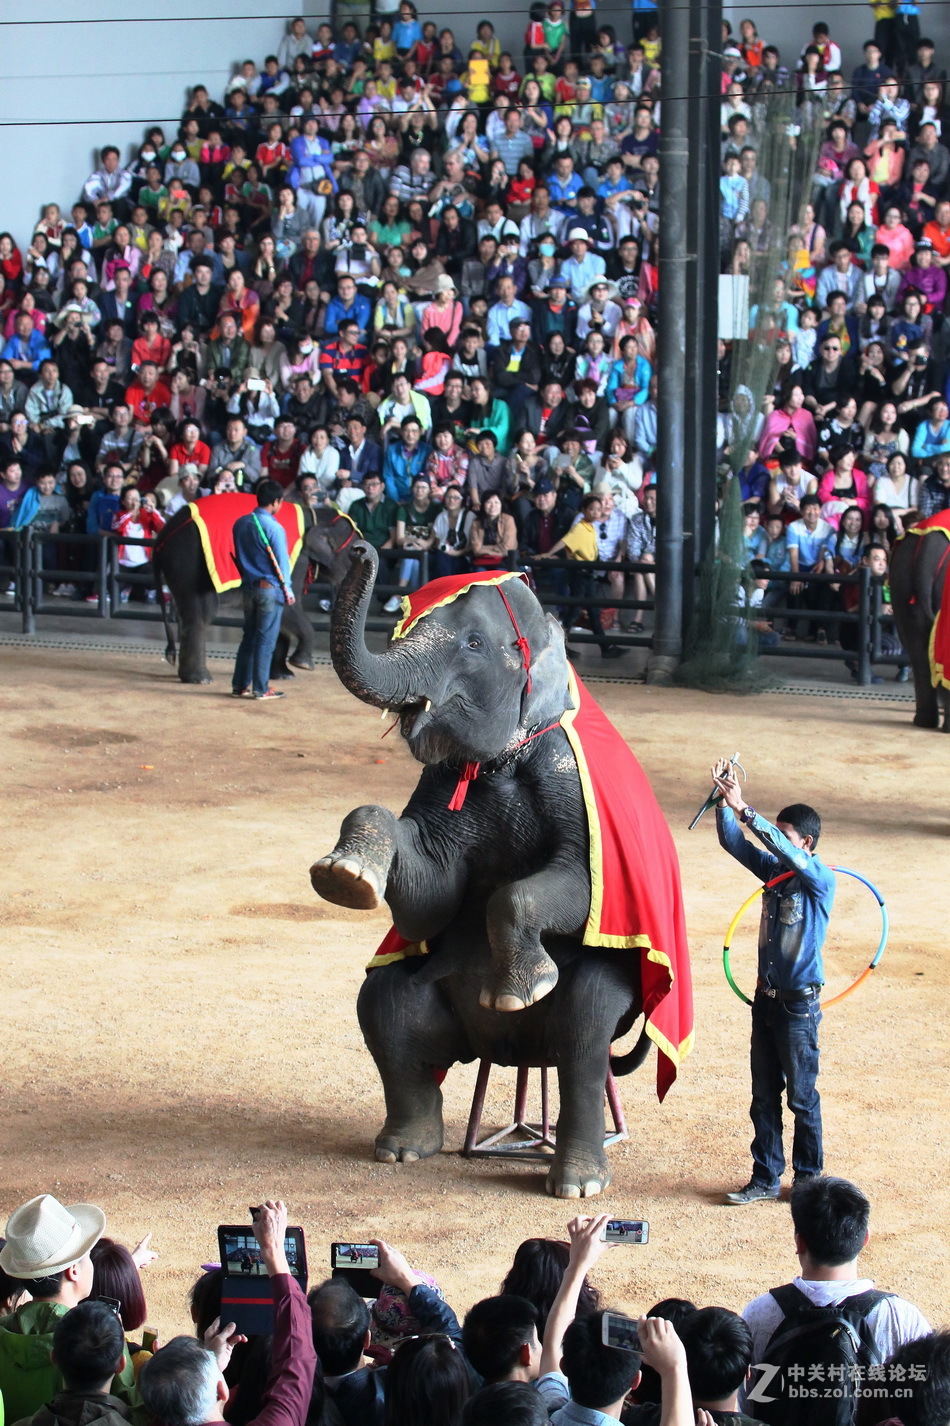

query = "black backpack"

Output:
[[748, 1284, 893, 1426]]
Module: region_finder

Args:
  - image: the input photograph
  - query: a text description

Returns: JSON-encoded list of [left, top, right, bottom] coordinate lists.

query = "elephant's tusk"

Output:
[[424, 700, 432, 712], [381, 708, 390, 719]]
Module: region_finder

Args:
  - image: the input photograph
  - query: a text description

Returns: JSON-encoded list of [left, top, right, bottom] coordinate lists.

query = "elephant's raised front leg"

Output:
[[357, 960, 467, 1163], [480, 861, 590, 1013], [312, 805, 469, 938], [310, 805, 399, 910]]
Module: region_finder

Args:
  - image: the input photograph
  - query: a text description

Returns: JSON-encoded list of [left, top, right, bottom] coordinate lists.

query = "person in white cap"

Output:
[[559, 230, 607, 303], [0, 1195, 143, 1425]]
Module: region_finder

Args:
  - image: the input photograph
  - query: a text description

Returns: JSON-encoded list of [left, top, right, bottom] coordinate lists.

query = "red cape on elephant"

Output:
[[369, 573, 693, 1102], [184, 492, 306, 592]]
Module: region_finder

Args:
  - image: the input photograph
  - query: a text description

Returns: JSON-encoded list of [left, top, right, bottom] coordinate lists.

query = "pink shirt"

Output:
[[421, 298, 463, 347], [874, 222, 915, 271]]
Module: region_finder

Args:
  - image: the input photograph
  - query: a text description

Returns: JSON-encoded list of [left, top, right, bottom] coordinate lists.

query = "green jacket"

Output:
[[12, 1389, 132, 1426], [0, 1304, 145, 1426]]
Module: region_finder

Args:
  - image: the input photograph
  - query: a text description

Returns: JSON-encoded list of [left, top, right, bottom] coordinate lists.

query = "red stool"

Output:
[[462, 1060, 628, 1161]]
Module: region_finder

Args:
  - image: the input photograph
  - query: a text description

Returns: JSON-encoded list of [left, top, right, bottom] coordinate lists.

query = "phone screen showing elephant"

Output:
[[331, 1242, 382, 1299], [218, 1227, 307, 1281], [602, 1219, 649, 1244]]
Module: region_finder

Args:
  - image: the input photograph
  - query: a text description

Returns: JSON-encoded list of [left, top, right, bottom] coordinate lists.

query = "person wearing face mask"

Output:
[[164, 143, 200, 194], [528, 237, 560, 298], [130, 143, 161, 200]]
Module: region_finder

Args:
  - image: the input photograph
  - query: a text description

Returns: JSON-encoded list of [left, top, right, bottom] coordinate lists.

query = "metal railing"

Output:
[[1, 529, 901, 686], [0, 527, 431, 637]]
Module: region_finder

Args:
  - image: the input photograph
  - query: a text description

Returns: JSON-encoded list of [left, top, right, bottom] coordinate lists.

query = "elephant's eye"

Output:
[[466, 635, 483, 650]]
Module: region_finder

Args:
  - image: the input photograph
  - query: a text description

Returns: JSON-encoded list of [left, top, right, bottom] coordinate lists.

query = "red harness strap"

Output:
[[446, 584, 538, 810], [445, 719, 563, 812], [331, 513, 356, 552], [498, 585, 532, 698]]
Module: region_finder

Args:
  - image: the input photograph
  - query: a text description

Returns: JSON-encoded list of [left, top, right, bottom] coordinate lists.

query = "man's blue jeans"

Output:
[[749, 992, 823, 1187], [233, 584, 283, 695]]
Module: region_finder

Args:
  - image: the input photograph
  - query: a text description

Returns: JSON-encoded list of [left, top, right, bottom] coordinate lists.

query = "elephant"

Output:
[[152, 502, 356, 685], [890, 525, 950, 730], [309, 542, 689, 1198]]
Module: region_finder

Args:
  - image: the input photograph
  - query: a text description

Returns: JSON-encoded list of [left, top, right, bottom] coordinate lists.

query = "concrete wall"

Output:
[[0, 0, 313, 247], [8, 0, 950, 250]]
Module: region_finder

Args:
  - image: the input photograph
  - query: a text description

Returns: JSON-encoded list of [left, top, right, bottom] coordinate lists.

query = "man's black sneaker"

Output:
[[725, 1181, 781, 1205]]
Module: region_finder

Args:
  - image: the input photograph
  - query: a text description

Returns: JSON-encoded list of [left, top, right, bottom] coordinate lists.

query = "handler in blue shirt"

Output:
[[231, 478, 294, 700], [711, 757, 835, 1205]]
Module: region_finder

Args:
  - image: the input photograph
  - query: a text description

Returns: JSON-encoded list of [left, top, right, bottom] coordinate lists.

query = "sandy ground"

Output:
[[1, 646, 949, 1343]]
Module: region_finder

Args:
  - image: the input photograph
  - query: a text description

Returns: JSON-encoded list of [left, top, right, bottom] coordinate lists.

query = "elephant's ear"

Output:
[[522, 612, 572, 728]]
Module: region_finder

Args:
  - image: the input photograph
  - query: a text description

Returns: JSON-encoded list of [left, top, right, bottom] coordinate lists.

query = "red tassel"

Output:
[[447, 760, 481, 811], [515, 636, 532, 696]]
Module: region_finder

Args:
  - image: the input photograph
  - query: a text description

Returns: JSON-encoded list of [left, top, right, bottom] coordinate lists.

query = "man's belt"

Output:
[[756, 981, 822, 1002]]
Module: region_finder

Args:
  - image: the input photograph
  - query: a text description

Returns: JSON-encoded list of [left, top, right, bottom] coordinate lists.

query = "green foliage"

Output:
[[676, 476, 777, 692]]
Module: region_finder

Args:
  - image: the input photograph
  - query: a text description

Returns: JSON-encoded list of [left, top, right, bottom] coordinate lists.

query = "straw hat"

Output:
[[1, 1194, 106, 1278]]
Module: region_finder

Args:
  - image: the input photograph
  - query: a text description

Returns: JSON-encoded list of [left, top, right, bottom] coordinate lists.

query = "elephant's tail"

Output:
[[609, 1022, 653, 1077], [152, 536, 177, 666]]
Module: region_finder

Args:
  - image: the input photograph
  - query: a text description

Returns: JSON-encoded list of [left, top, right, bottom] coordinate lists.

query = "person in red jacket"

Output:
[[261, 417, 305, 488], [125, 361, 171, 427]]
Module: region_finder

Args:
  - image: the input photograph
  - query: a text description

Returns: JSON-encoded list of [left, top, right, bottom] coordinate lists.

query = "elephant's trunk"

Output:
[[330, 541, 422, 711]]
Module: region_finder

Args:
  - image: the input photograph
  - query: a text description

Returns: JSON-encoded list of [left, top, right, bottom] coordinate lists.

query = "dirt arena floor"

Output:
[[2, 645, 949, 1341]]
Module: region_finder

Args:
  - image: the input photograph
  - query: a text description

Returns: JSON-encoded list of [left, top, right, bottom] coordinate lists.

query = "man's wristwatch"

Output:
[[740, 805, 757, 825]]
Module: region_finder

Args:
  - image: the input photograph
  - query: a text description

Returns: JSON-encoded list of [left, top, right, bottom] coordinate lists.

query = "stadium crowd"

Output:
[[0, 1182, 945, 1426], [1, 5, 950, 660]]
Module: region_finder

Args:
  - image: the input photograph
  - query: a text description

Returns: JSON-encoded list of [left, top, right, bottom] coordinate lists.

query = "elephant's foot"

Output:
[[913, 710, 939, 729], [179, 671, 212, 685], [288, 656, 315, 671], [311, 851, 384, 909], [374, 1115, 444, 1164], [546, 1147, 611, 1200], [271, 667, 295, 680], [479, 948, 559, 1012]]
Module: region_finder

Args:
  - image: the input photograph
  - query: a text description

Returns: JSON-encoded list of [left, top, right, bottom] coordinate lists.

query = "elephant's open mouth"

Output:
[[394, 695, 468, 765]]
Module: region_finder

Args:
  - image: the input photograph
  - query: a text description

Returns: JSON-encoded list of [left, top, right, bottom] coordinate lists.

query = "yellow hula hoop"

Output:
[[722, 867, 888, 1008]]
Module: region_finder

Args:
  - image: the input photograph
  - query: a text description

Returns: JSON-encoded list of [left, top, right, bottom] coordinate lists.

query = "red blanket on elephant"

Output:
[[369, 593, 693, 1100], [186, 493, 305, 593], [906, 509, 950, 691]]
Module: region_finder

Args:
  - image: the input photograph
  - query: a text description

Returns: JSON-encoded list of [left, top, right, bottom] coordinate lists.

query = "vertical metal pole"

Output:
[[683, 0, 722, 616], [21, 530, 35, 635], [857, 566, 872, 686], [97, 536, 109, 617], [683, 0, 703, 600], [698, 0, 723, 563], [647, 0, 690, 681]]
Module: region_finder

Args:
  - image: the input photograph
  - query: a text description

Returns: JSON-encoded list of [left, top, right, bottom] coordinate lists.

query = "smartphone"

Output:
[[141, 1327, 158, 1353], [331, 1241, 382, 1299], [247, 377, 266, 392], [602, 1311, 641, 1353], [97, 1296, 122, 1317], [600, 1219, 649, 1245]]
